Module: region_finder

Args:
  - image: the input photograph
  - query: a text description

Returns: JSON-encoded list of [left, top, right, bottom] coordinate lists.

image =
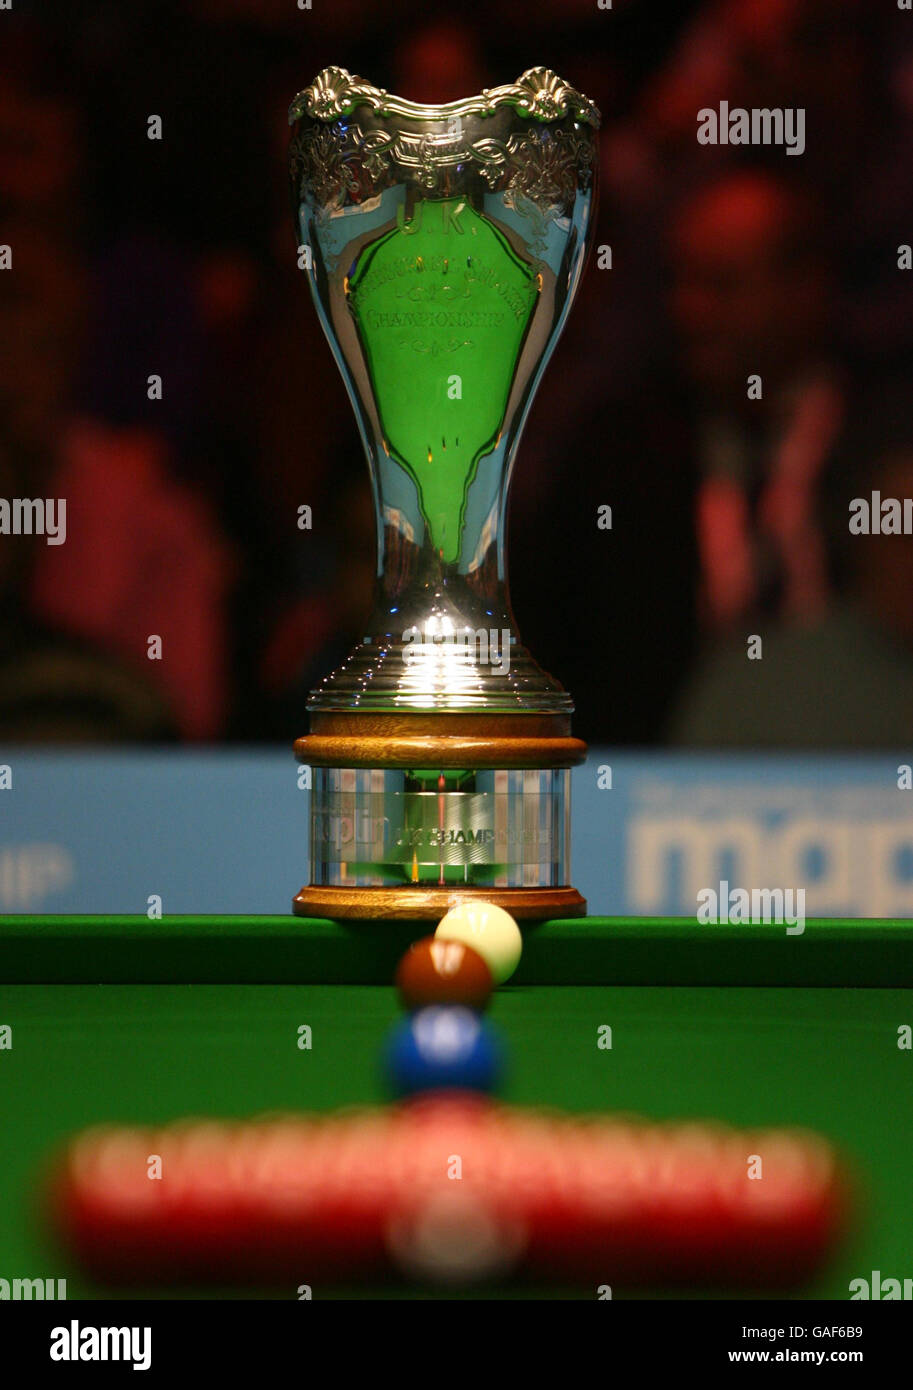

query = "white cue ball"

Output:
[[434, 902, 523, 985], [385, 1187, 524, 1286]]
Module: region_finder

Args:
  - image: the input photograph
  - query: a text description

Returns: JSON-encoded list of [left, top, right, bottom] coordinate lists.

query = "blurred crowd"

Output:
[[2, 0, 913, 746]]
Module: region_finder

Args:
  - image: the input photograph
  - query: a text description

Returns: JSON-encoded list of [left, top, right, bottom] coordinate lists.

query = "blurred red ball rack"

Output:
[[49, 1098, 850, 1290]]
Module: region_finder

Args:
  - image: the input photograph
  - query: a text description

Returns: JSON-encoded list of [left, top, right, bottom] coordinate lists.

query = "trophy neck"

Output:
[[307, 437, 575, 714], [290, 67, 598, 714]]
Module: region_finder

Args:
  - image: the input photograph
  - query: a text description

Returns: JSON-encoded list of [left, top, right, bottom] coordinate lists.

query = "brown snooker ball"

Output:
[[395, 936, 495, 1012]]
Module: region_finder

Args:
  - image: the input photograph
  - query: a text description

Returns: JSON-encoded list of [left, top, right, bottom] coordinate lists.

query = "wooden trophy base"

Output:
[[293, 883, 587, 920], [293, 712, 587, 921]]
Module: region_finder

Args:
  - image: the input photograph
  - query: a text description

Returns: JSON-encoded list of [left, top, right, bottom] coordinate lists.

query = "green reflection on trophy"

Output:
[[289, 67, 598, 919], [347, 200, 537, 564]]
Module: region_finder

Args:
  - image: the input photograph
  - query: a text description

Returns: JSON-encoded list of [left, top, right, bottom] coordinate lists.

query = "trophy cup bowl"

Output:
[[289, 66, 599, 919]]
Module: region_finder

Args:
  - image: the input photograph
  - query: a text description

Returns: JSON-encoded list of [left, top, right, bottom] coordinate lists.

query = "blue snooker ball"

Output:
[[385, 1006, 504, 1097]]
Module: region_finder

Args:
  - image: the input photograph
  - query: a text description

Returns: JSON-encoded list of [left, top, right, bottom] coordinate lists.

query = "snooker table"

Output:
[[1, 913, 911, 1299]]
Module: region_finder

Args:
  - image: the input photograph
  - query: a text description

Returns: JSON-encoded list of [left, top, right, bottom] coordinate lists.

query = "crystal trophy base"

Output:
[[293, 713, 587, 919]]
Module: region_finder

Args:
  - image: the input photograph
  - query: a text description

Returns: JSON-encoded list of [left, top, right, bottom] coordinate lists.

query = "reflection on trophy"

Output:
[[289, 66, 599, 919]]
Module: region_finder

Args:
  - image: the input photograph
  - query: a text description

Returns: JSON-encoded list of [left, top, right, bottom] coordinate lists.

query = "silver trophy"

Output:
[[289, 66, 599, 919]]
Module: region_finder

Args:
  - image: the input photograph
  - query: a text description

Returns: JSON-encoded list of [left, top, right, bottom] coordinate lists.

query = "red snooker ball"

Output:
[[395, 936, 494, 1012]]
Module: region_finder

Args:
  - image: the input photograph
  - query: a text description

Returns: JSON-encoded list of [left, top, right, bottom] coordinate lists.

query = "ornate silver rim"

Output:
[[289, 65, 600, 129]]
